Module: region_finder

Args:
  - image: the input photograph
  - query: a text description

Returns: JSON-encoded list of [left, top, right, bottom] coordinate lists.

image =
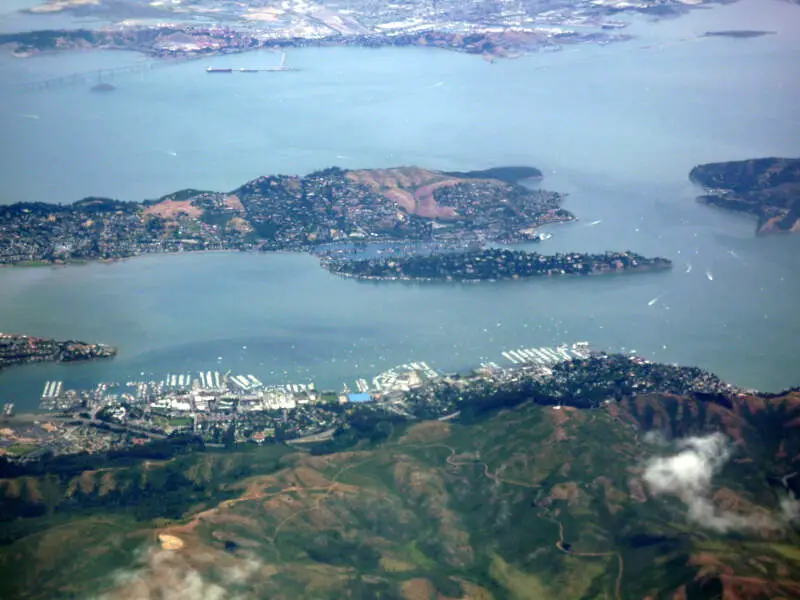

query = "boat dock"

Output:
[[206, 52, 297, 73], [499, 342, 590, 367], [372, 361, 439, 393], [41, 381, 63, 398]]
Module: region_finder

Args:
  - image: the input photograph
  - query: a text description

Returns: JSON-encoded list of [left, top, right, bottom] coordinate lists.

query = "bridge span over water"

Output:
[[20, 52, 294, 91]]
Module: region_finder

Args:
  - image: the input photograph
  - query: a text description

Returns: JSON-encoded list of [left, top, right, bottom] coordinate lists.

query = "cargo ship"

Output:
[[206, 67, 233, 73]]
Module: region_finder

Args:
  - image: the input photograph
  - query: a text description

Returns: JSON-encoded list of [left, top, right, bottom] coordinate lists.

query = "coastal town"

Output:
[[0, 166, 571, 265], [0, 0, 708, 65], [0, 343, 742, 463]]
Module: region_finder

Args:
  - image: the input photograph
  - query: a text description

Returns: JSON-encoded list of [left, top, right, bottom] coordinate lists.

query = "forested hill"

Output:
[[690, 157, 800, 234]]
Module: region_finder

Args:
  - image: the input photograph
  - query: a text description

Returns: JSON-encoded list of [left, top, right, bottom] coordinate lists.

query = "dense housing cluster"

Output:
[[0, 0, 658, 62], [325, 248, 672, 281]]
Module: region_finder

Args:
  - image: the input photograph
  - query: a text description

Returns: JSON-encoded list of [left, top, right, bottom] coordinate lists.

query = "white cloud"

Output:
[[780, 492, 800, 523], [643, 433, 779, 533], [641, 430, 669, 447], [94, 546, 258, 600]]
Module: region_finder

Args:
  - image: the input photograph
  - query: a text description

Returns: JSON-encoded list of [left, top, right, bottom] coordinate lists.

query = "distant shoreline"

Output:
[[0, 248, 280, 270]]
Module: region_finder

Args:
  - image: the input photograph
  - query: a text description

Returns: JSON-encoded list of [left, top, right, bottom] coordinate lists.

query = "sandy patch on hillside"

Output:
[[549, 482, 580, 504], [158, 534, 185, 550], [144, 200, 203, 219], [223, 194, 245, 213], [347, 167, 459, 217], [401, 578, 436, 600], [414, 180, 460, 218]]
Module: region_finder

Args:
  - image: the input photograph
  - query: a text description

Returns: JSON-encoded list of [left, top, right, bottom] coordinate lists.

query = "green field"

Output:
[[4, 443, 38, 457]]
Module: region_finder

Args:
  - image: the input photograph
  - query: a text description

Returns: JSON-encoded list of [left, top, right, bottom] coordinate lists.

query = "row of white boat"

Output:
[[500, 344, 590, 366]]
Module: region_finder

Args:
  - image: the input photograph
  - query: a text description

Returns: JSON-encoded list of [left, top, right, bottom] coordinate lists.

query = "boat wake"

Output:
[[706, 270, 714, 281], [685, 263, 692, 274], [648, 296, 661, 307]]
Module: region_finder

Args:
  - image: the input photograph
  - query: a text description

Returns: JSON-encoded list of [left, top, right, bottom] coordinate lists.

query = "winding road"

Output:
[[421, 442, 625, 600], [160, 440, 625, 598]]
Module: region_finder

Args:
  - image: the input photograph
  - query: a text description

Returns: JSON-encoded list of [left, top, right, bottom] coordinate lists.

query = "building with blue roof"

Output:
[[347, 392, 372, 403]]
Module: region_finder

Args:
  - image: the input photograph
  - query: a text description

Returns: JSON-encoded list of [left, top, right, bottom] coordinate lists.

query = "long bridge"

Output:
[[20, 57, 193, 92], [19, 51, 294, 92]]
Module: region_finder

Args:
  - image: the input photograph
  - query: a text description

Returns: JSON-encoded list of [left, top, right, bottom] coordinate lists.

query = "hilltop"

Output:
[[690, 157, 800, 234], [1, 370, 799, 599]]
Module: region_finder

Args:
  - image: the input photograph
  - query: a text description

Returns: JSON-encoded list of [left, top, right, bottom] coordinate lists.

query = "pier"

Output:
[[206, 52, 297, 73], [499, 343, 591, 368]]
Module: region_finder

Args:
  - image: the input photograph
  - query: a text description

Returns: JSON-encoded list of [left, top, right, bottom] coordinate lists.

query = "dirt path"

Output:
[[269, 456, 379, 563]]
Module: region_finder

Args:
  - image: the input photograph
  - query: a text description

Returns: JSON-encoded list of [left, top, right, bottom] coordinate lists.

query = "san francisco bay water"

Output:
[[0, 0, 799, 408]]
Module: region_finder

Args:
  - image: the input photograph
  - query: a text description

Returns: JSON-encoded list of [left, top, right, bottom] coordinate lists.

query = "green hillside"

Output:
[[1, 389, 799, 599]]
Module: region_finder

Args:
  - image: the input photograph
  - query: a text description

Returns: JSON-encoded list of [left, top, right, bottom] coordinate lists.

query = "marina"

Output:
[[500, 343, 590, 367], [30, 342, 599, 414], [372, 361, 439, 394], [33, 343, 594, 411], [41, 381, 63, 399]]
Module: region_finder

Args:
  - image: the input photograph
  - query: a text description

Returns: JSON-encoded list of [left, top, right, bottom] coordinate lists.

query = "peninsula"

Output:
[[0, 332, 116, 370], [0, 166, 573, 265], [689, 157, 800, 234], [324, 249, 672, 282]]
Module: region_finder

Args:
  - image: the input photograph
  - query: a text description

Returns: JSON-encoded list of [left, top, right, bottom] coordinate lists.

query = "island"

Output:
[[323, 248, 672, 282], [89, 82, 115, 93], [0, 332, 116, 370], [689, 157, 800, 234], [0, 166, 574, 265], [702, 30, 776, 39]]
